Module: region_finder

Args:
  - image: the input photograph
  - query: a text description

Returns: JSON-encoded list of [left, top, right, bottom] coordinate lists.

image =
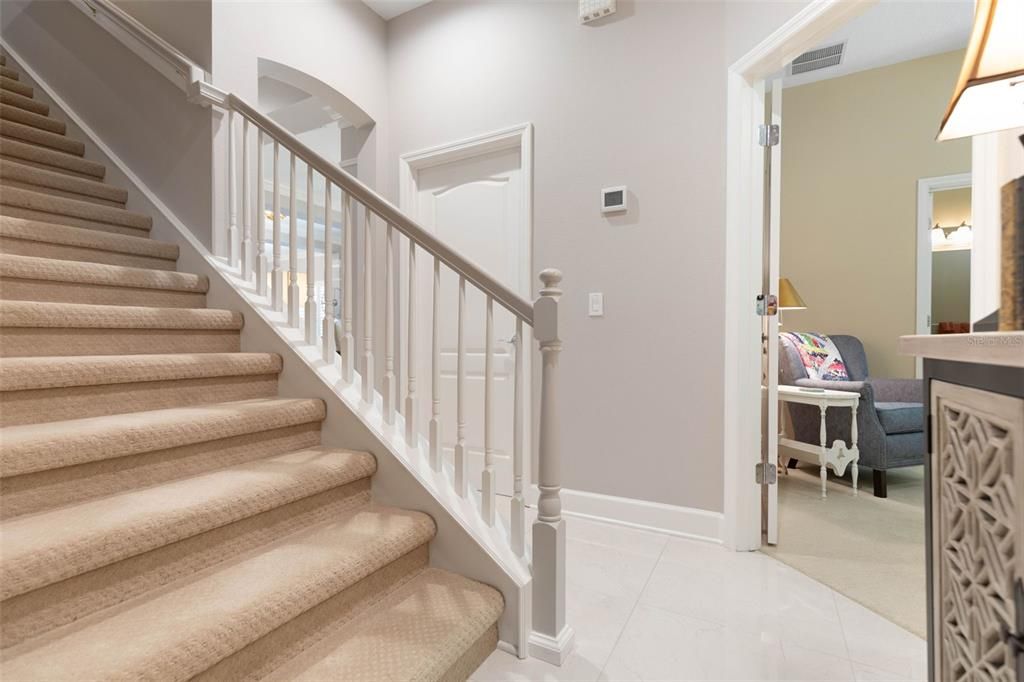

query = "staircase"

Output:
[[0, 54, 504, 681]]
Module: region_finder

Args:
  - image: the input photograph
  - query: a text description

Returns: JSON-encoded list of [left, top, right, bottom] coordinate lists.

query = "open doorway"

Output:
[[728, 0, 975, 643]]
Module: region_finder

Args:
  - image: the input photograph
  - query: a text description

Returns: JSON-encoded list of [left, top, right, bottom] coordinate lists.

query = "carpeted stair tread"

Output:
[[0, 160, 126, 204], [1, 505, 436, 681], [0, 215, 174, 261], [0, 397, 326, 477], [0, 89, 47, 117], [264, 567, 503, 682], [0, 119, 83, 156], [1, 186, 149, 230], [0, 447, 378, 601], [0, 352, 280, 392], [0, 300, 242, 329], [0, 253, 204, 294], [0, 137, 103, 178], [0, 65, 17, 80], [0, 104, 65, 135], [0, 75, 32, 98]]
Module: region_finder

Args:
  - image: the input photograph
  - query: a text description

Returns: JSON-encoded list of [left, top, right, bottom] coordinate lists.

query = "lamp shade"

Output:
[[778, 278, 807, 310], [937, 0, 1024, 140]]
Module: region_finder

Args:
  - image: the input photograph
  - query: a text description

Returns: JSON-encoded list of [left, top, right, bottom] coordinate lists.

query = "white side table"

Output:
[[777, 385, 860, 499]]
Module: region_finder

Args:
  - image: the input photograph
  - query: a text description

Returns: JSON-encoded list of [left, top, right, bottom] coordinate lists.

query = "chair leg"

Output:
[[873, 470, 888, 498], [787, 458, 799, 469]]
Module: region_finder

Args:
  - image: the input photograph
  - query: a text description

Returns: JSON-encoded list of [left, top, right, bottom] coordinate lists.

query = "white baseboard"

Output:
[[558, 488, 723, 544], [528, 624, 576, 666]]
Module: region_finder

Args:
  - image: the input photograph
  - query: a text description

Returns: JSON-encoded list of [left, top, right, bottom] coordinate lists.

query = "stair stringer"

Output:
[[1, 44, 532, 658]]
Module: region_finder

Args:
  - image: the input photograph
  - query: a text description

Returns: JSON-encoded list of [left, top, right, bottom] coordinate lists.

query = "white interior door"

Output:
[[763, 79, 783, 546], [407, 145, 528, 496]]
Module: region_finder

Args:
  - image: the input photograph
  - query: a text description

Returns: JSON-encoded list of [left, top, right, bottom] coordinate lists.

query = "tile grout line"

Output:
[[595, 537, 670, 679], [830, 587, 859, 680]]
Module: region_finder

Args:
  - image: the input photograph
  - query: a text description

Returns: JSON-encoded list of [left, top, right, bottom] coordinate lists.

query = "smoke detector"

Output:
[[788, 42, 846, 76]]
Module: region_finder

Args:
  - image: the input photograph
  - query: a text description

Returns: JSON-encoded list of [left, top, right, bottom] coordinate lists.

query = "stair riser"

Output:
[[0, 105, 64, 135], [444, 625, 500, 681], [0, 178, 123, 207], [0, 153, 95, 181], [0, 279, 207, 308], [1, 160, 127, 204], [196, 546, 429, 681], [2, 422, 323, 519], [0, 206, 148, 238], [1, 482, 371, 649], [0, 375, 278, 426], [1, 76, 32, 98], [0, 139, 104, 179], [0, 237, 178, 270], [1, 188, 150, 230], [0, 328, 241, 357], [0, 121, 83, 156], [0, 90, 48, 117]]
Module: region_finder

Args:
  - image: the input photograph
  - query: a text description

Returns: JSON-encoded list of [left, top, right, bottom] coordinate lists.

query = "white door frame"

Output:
[[397, 122, 535, 494], [722, 0, 875, 551], [914, 172, 972, 376]]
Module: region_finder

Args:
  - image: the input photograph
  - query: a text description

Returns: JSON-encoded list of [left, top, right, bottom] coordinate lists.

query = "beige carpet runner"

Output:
[[0, 54, 503, 681]]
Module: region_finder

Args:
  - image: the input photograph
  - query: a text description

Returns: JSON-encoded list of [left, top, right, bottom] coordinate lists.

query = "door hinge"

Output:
[[758, 124, 780, 147], [755, 461, 777, 485], [756, 293, 778, 317]]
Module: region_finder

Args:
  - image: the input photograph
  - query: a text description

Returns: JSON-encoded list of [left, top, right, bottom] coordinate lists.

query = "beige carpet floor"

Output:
[[763, 463, 927, 638]]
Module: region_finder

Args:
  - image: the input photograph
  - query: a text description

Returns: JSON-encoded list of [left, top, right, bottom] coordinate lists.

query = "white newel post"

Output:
[[530, 268, 575, 666]]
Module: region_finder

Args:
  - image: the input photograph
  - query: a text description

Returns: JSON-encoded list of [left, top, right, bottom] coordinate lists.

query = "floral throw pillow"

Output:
[[781, 332, 850, 381]]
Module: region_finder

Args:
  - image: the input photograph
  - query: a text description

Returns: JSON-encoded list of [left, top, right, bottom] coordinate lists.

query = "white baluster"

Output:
[[383, 224, 396, 424], [240, 118, 252, 280], [272, 140, 284, 312], [454, 276, 467, 496], [340, 193, 355, 383], [288, 151, 299, 327], [255, 130, 267, 296], [429, 257, 441, 471], [304, 164, 316, 344], [322, 183, 335, 364], [511, 316, 525, 556], [405, 242, 417, 447], [362, 206, 375, 403], [227, 110, 238, 268], [482, 295, 496, 526], [531, 269, 574, 664]]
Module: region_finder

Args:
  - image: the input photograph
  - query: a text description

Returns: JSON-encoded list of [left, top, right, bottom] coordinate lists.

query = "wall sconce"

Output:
[[931, 221, 973, 252]]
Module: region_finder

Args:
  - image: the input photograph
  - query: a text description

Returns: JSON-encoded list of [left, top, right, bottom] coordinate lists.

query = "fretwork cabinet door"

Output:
[[931, 381, 1024, 682]]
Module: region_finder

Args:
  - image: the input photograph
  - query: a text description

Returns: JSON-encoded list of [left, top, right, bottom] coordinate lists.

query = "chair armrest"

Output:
[[867, 378, 923, 404]]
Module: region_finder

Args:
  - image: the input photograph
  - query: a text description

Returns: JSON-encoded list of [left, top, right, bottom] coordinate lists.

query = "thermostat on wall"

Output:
[[580, 0, 616, 24], [601, 186, 627, 214]]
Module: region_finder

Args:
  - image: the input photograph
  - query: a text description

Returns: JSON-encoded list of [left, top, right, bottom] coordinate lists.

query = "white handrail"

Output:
[[70, 0, 207, 93], [222, 93, 534, 325]]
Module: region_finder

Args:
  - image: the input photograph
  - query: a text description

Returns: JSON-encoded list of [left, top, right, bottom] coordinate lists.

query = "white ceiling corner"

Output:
[[361, 0, 433, 21]]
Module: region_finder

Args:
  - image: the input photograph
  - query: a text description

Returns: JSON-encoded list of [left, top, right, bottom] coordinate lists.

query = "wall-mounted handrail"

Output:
[[70, 0, 208, 93]]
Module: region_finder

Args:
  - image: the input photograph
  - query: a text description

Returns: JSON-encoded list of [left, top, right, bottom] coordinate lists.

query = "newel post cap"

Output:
[[539, 268, 563, 297]]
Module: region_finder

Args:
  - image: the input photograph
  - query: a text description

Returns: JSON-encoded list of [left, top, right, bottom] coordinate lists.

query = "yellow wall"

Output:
[[780, 50, 971, 378], [932, 186, 971, 226]]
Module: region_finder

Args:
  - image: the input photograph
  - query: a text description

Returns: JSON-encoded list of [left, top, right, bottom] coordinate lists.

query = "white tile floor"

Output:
[[471, 515, 927, 682]]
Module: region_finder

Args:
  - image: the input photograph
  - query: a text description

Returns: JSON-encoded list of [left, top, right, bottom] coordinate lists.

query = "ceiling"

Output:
[[782, 0, 974, 88], [362, 0, 433, 21]]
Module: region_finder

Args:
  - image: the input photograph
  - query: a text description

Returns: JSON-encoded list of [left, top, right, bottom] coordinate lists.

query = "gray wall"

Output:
[[113, 0, 212, 72], [386, 0, 807, 513], [1, 0, 213, 250]]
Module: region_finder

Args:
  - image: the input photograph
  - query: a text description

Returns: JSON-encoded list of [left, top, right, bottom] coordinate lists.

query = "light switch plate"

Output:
[[588, 292, 604, 317]]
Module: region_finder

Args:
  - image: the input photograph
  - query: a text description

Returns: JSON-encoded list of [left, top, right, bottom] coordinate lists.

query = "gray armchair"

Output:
[[778, 334, 925, 497]]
